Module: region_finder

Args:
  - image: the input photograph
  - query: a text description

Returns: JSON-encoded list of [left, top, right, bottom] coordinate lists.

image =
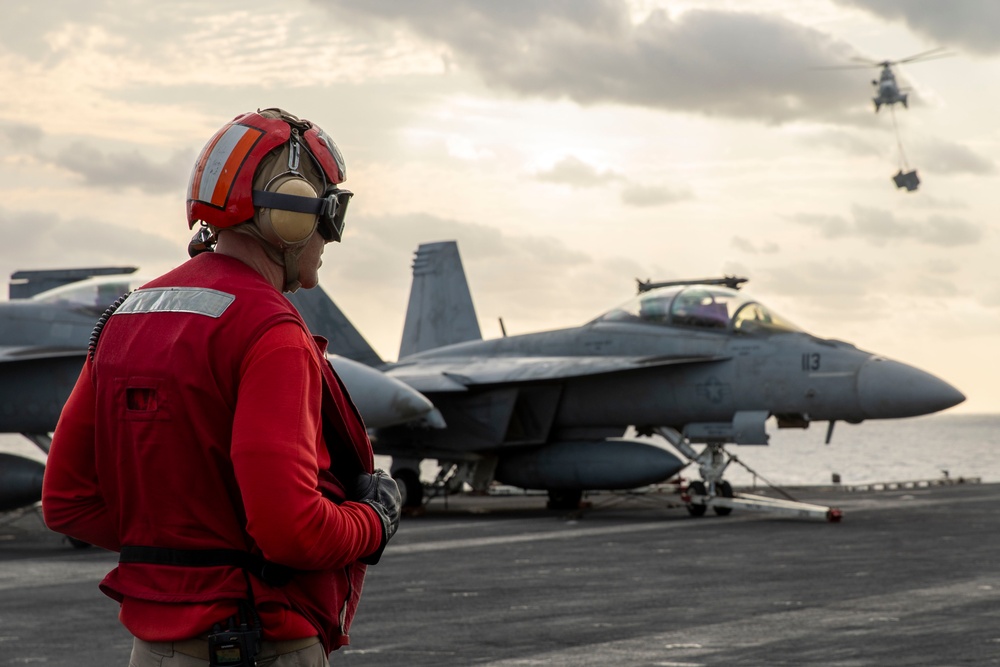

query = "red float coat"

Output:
[[42, 252, 382, 653]]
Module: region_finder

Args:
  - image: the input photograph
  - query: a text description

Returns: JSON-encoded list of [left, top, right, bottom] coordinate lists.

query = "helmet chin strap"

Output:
[[282, 247, 303, 293], [230, 223, 308, 292]]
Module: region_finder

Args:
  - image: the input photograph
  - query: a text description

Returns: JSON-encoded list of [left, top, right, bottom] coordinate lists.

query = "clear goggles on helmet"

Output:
[[317, 187, 353, 243]]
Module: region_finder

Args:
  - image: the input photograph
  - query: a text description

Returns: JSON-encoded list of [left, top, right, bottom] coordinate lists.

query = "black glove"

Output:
[[353, 469, 401, 565]]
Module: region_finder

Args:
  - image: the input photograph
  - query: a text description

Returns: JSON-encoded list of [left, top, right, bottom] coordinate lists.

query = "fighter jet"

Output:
[[312, 241, 965, 512], [0, 267, 441, 513]]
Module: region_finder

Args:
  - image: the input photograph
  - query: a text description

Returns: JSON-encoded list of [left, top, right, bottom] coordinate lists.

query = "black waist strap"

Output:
[[119, 546, 298, 587]]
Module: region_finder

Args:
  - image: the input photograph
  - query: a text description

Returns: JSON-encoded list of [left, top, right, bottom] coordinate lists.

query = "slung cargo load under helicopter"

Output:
[[815, 47, 953, 192]]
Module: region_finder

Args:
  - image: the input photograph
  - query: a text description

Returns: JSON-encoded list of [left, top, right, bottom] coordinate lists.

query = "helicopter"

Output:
[[866, 48, 954, 112], [816, 47, 952, 192], [819, 47, 952, 113]]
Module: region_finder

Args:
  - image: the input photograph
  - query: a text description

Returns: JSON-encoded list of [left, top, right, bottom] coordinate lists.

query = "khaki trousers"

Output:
[[129, 636, 327, 667]]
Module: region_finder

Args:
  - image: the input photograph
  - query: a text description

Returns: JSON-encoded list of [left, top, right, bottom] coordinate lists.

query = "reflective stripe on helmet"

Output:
[[189, 124, 264, 209]]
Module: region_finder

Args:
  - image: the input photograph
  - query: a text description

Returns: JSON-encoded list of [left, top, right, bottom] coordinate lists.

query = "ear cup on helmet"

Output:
[[255, 175, 320, 246]]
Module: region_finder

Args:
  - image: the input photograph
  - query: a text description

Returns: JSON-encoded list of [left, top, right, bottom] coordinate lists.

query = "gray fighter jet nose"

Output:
[[857, 357, 965, 419]]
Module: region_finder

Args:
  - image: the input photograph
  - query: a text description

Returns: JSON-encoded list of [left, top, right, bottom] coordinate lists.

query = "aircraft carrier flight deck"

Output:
[[2, 482, 998, 666]]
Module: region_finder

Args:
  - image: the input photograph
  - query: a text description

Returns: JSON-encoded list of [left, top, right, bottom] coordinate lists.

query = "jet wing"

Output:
[[391, 354, 729, 393], [0, 346, 87, 363], [0, 347, 445, 432], [0, 347, 89, 434]]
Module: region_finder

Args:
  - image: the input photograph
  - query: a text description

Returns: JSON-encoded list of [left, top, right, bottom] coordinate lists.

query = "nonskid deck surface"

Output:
[[2, 482, 997, 666]]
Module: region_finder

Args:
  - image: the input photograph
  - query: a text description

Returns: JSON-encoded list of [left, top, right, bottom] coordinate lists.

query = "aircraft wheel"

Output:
[[394, 469, 423, 509], [713, 481, 734, 516], [547, 489, 582, 511], [686, 481, 708, 517]]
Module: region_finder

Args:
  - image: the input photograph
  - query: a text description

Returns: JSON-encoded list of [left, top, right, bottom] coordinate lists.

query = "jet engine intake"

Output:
[[494, 439, 684, 491]]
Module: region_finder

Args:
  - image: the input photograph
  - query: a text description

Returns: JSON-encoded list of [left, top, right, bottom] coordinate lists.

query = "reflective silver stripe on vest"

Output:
[[113, 287, 235, 318]]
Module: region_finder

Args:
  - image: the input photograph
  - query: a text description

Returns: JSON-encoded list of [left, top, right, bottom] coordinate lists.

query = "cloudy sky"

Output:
[[0, 0, 996, 413]]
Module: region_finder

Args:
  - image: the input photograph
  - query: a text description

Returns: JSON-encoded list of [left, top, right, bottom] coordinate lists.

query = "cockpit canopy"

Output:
[[31, 275, 146, 317], [597, 285, 801, 334]]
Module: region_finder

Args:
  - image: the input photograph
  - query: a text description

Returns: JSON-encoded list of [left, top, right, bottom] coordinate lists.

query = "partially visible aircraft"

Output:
[[311, 241, 965, 513], [870, 58, 910, 112], [817, 48, 952, 113], [0, 267, 441, 513], [812, 49, 951, 193]]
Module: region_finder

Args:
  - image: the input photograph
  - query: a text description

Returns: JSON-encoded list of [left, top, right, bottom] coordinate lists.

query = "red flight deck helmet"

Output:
[[186, 108, 352, 248]]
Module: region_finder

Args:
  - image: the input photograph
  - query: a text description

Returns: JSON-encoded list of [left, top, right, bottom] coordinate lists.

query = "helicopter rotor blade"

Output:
[[896, 47, 953, 65], [812, 47, 953, 72], [809, 63, 874, 70]]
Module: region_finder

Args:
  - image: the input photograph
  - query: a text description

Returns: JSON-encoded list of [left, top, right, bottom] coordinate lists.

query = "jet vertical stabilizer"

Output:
[[399, 241, 481, 358], [285, 286, 383, 367]]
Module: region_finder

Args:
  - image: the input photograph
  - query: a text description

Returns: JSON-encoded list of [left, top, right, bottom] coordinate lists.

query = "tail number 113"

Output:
[[801, 353, 821, 371]]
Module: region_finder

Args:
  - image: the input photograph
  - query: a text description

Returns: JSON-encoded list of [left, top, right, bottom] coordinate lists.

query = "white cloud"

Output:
[[0, 206, 182, 284], [731, 236, 779, 254], [0, 122, 44, 150], [51, 143, 193, 195], [752, 259, 890, 327], [792, 205, 984, 247], [620, 183, 693, 207], [797, 129, 885, 158], [312, 0, 874, 124], [0, 0, 996, 412], [916, 138, 995, 175], [833, 0, 1000, 56], [534, 155, 623, 187], [790, 213, 851, 239]]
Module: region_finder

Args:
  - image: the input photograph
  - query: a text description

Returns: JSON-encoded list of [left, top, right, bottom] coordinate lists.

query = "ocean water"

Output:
[[3, 412, 996, 489], [691, 412, 1000, 488], [407, 412, 1000, 489]]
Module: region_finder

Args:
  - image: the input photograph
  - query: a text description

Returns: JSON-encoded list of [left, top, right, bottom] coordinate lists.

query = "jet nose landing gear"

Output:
[[653, 427, 842, 522], [682, 479, 734, 517], [677, 443, 735, 517]]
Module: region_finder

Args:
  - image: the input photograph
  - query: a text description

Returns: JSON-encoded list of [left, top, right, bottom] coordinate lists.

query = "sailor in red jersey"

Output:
[[42, 108, 400, 666]]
